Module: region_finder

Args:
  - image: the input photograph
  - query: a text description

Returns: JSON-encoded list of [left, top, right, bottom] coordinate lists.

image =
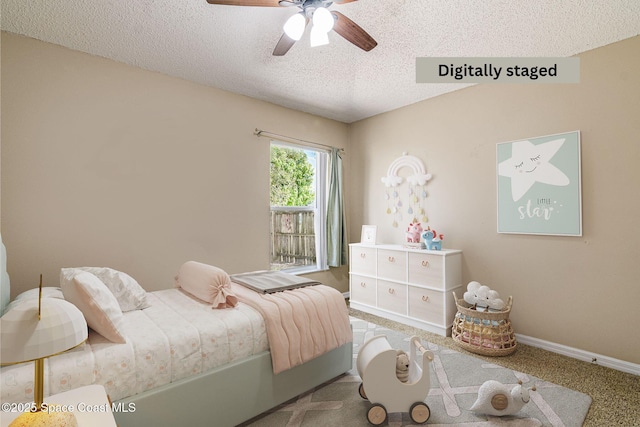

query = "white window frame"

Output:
[[270, 140, 328, 274]]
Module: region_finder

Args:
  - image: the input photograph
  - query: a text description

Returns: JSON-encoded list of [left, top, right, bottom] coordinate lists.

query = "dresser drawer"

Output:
[[377, 280, 407, 315], [350, 246, 377, 276], [408, 287, 444, 325], [408, 252, 444, 288], [350, 274, 376, 306], [377, 249, 406, 281], [348, 244, 462, 337]]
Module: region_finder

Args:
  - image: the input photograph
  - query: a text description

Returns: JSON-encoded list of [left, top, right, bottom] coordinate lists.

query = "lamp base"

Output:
[[8, 408, 78, 427]]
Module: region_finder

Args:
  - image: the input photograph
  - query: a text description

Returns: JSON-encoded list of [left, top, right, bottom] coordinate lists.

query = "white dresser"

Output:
[[349, 243, 463, 336]]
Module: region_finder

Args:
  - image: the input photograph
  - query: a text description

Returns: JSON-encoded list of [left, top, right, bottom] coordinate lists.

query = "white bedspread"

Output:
[[0, 289, 268, 403]]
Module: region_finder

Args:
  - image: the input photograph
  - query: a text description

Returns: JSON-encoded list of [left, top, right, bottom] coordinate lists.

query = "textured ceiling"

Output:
[[2, 0, 640, 123]]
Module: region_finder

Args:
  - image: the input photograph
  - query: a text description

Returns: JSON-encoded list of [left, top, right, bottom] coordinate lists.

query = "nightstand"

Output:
[[1, 385, 117, 426]]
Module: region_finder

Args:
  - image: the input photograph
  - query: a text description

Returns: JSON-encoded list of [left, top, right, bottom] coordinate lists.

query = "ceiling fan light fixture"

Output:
[[283, 12, 306, 41], [310, 25, 329, 47], [312, 7, 334, 32]]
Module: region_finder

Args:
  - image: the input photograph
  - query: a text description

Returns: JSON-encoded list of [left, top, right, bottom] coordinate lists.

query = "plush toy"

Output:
[[470, 380, 536, 416], [405, 222, 423, 243], [395, 350, 410, 383], [463, 281, 505, 312], [421, 229, 443, 250]]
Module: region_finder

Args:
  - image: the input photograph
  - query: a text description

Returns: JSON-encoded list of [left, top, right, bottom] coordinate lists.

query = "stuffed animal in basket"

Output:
[[405, 222, 423, 243], [395, 350, 410, 383], [470, 380, 536, 416], [463, 281, 505, 312]]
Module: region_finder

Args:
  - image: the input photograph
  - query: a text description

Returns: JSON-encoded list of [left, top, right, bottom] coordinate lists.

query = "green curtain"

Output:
[[327, 148, 347, 267]]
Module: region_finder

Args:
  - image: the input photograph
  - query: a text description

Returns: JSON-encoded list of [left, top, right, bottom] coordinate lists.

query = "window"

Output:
[[270, 141, 328, 273]]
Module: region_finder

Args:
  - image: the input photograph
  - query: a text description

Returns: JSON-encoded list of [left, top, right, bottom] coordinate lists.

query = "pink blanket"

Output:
[[230, 282, 352, 374]]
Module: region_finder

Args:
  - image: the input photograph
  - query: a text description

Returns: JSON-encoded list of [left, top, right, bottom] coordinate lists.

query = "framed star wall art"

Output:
[[496, 130, 582, 236]]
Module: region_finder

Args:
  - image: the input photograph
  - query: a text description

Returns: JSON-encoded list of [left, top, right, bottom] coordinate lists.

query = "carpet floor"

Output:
[[242, 309, 639, 426], [349, 309, 639, 427]]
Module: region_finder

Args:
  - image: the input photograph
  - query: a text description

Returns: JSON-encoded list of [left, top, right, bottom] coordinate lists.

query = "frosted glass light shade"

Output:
[[312, 7, 334, 32], [0, 298, 87, 364], [310, 26, 330, 47], [283, 13, 306, 41]]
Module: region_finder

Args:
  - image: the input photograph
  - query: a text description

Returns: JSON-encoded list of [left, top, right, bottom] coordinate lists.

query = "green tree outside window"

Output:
[[270, 146, 315, 207]]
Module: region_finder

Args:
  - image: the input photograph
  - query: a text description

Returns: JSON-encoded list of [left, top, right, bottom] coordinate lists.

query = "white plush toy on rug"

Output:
[[463, 281, 506, 312], [470, 380, 536, 416]]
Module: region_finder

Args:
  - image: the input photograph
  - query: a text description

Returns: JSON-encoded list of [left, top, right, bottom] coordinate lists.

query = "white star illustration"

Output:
[[498, 138, 570, 202]]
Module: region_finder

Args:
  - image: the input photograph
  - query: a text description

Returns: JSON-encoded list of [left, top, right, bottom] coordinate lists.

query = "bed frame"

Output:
[[115, 343, 352, 426]]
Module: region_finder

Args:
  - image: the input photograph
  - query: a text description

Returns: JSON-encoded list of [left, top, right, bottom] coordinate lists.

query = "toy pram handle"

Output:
[[410, 336, 434, 361]]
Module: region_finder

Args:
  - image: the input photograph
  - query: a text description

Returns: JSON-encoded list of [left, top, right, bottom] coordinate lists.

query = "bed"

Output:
[[0, 239, 352, 427]]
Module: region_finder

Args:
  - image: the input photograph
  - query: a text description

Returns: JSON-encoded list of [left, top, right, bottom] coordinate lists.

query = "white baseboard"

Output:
[[516, 333, 640, 376], [346, 290, 638, 375], [343, 291, 350, 299]]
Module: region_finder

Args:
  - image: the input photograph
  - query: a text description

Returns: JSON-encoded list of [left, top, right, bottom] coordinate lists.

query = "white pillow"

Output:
[[60, 269, 126, 343], [77, 267, 148, 312]]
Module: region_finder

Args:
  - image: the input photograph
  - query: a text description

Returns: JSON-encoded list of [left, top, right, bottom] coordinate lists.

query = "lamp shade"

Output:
[[312, 7, 334, 32], [283, 12, 306, 41], [1, 298, 87, 364], [310, 26, 330, 47]]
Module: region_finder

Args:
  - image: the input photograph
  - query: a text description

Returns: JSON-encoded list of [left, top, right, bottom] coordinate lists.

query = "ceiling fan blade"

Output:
[[273, 33, 297, 56], [273, 16, 308, 56], [331, 11, 377, 52], [206, 0, 282, 6]]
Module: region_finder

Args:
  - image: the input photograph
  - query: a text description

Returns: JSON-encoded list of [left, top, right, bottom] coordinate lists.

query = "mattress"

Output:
[[0, 289, 269, 403]]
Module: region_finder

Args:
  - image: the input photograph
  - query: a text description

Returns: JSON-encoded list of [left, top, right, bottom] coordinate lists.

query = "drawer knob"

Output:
[[422, 295, 430, 302], [360, 282, 366, 287], [388, 256, 395, 263], [388, 288, 395, 295], [360, 253, 366, 258], [421, 260, 429, 267]]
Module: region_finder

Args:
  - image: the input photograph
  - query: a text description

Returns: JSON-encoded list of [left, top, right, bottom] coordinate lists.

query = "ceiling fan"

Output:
[[205, 0, 377, 56]]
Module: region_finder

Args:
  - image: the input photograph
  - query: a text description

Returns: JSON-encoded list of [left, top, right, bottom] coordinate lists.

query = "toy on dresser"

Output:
[[421, 228, 443, 250], [405, 222, 424, 243]]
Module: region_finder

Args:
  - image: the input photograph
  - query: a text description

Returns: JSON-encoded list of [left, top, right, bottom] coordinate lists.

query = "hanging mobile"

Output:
[[381, 153, 433, 229]]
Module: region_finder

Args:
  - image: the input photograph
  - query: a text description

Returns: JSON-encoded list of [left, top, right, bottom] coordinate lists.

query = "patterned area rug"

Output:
[[242, 317, 592, 427]]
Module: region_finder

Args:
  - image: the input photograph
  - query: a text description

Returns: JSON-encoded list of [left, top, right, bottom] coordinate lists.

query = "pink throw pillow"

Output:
[[60, 269, 126, 343]]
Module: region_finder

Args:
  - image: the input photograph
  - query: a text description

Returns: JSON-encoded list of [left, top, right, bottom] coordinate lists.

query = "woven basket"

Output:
[[451, 292, 517, 356]]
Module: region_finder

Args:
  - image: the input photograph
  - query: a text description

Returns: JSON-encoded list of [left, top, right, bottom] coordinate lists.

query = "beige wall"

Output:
[[0, 32, 349, 295], [349, 36, 640, 364], [2, 31, 639, 365]]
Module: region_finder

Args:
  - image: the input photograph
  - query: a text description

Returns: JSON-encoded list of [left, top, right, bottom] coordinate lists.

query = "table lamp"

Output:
[[1, 276, 88, 426]]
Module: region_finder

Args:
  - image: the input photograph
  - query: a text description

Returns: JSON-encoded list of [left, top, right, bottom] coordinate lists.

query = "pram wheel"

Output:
[[367, 403, 387, 425], [358, 382, 368, 400], [409, 402, 430, 424]]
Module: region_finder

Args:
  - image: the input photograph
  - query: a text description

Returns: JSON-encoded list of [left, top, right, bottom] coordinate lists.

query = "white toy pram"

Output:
[[357, 335, 434, 425]]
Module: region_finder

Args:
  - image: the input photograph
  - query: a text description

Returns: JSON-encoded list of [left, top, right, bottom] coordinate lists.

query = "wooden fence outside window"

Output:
[[270, 208, 316, 270]]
